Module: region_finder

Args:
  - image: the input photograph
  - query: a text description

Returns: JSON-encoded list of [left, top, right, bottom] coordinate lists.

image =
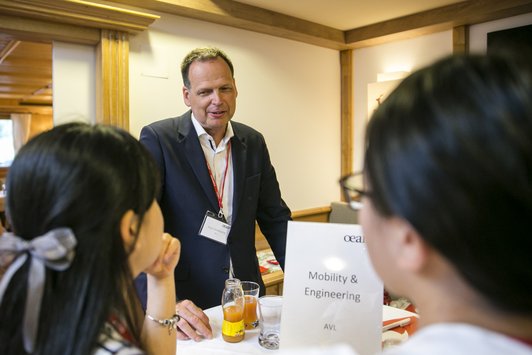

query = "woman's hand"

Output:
[[144, 233, 180, 279]]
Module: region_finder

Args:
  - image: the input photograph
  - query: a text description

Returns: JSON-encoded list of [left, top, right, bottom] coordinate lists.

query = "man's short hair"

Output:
[[181, 47, 234, 88]]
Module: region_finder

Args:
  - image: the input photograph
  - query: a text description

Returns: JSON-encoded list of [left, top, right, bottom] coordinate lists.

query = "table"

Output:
[[176, 305, 271, 354], [176, 305, 418, 354]]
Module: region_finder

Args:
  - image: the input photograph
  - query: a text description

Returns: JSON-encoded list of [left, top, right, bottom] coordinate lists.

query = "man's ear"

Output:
[[183, 86, 191, 107], [120, 209, 138, 251], [393, 220, 429, 273]]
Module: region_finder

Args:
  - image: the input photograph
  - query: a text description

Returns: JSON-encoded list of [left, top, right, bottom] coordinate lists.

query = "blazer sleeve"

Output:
[[255, 136, 292, 270], [139, 125, 166, 201]]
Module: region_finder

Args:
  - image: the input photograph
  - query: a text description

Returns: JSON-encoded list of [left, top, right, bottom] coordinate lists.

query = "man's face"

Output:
[[183, 57, 238, 139]]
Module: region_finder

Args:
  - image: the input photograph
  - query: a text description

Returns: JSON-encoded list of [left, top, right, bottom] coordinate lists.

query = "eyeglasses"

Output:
[[339, 172, 372, 210]]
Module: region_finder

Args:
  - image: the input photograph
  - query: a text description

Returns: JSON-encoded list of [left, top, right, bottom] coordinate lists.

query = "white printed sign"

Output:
[[280, 221, 383, 355]]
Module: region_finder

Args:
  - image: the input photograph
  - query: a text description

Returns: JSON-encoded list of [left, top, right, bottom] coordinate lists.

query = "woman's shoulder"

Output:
[[384, 323, 532, 355]]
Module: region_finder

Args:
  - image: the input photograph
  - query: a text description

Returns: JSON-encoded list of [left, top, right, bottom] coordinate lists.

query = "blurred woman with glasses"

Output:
[[356, 52, 532, 354]]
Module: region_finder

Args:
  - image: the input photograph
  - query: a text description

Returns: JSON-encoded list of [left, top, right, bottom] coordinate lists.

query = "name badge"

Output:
[[198, 210, 231, 244]]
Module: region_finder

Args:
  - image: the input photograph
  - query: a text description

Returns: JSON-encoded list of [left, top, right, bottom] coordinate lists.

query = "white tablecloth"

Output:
[[176, 305, 417, 354]]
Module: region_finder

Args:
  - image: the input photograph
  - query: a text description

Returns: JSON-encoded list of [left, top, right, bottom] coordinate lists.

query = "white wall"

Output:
[[129, 13, 341, 211], [470, 12, 532, 53], [52, 42, 96, 124], [49, 11, 531, 212], [352, 31, 453, 171], [351, 12, 532, 172]]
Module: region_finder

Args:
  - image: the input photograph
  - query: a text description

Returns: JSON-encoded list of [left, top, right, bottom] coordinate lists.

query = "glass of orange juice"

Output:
[[241, 281, 260, 329]]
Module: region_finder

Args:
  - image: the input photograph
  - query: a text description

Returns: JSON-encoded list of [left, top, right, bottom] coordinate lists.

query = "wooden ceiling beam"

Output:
[[0, 66, 52, 75], [0, 58, 52, 67], [2, 0, 529, 51], [111, 0, 532, 50], [0, 71, 50, 79], [0, 14, 100, 44], [0, 0, 159, 34], [344, 0, 532, 48], [0, 104, 52, 115], [0, 83, 46, 91], [0, 40, 21, 65], [110, 0, 346, 50]]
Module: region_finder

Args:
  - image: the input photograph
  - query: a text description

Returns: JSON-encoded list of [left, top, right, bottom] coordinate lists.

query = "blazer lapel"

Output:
[[177, 112, 219, 211], [230, 126, 247, 223]]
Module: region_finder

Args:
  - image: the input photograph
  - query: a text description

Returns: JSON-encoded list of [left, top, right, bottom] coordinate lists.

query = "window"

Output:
[[0, 119, 15, 166]]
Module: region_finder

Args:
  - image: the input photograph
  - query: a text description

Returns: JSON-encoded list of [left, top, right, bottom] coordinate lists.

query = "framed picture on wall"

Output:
[[487, 24, 532, 54]]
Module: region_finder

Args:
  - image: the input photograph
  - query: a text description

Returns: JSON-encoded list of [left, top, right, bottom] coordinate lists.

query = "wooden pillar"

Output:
[[453, 25, 469, 54], [96, 29, 130, 130], [340, 49, 353, 190]]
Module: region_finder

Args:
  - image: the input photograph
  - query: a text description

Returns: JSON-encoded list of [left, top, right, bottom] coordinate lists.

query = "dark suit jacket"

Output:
[[138, 111, 291, 309]]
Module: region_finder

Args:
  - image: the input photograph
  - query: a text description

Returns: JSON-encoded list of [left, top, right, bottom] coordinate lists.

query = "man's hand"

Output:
[[175, 299, 213, 341]]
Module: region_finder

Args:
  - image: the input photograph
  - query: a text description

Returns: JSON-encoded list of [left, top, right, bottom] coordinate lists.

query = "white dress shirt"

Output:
[[191, 114, 235, 225]]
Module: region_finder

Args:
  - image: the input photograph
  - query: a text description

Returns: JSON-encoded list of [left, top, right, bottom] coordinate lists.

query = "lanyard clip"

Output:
[[217, 210, 228, 224]]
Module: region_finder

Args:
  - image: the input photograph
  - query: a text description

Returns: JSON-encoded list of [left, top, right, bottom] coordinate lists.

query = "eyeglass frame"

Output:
[[339, 172, 372, 210]]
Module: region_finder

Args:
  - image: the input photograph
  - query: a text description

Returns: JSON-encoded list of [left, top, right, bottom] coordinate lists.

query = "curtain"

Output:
[[11, 113, 32, 153]]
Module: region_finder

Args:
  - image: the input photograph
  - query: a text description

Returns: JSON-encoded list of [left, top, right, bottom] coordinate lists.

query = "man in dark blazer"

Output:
[[138, 47, 291, 340]]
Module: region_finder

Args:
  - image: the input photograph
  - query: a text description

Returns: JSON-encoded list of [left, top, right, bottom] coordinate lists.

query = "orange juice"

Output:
[[244, 295, 258, 329], [222, 305, 245, 342]]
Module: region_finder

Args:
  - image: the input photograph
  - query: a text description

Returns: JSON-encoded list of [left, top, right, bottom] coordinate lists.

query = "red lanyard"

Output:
[[205, 141, 231, 215], [108, 313, 138, 346]]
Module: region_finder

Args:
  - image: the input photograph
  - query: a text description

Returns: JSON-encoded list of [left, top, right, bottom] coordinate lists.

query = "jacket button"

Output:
[[222, 267, 229, 274]]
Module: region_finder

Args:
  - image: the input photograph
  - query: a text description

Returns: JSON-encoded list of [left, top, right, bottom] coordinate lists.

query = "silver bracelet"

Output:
[[146, 313, 181, 335]]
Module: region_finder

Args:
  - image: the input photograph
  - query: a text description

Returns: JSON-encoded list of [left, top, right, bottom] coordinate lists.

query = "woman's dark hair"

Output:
[[365, 54, 532, 315], [0, 122, 160, 354]]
